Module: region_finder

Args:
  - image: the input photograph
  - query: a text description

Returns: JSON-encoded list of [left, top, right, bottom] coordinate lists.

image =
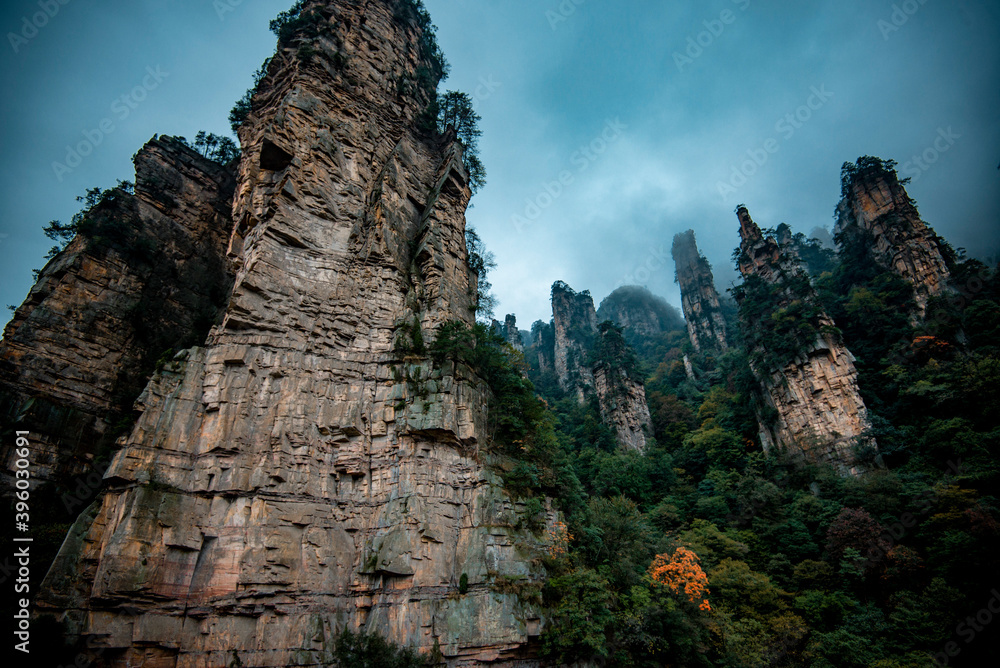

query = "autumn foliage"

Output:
[[648, 547, 711, 611], [546, 520, 573, 558]]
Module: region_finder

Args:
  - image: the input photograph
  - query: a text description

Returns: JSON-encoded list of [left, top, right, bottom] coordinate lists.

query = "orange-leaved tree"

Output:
[[648, 547, 711, 611]]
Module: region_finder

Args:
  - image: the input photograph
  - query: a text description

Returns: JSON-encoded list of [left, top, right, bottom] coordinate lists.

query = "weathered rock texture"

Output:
[[736, 207, 875, 476], [596, 285, 683, 341], [39, 3, 547, 666], [491, 315, 523, 352], [836, 158, 952, 317], [503, 314, 523, 352], [0, 136, 235, 490], [672, 230, 728, 354], [594, 366, 651, 452], [527, 320, 554, 376], [592, 324, 651, 452], [550, 281, 597, 402]]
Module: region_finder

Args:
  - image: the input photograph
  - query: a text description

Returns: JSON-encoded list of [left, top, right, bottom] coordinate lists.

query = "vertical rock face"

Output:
[[735, 207, 875, 476], [0, 136, 235, 489], [836, 157, 952, 317], [491, 315, 523, 352], [592, 324, 651, 452], [550, 281, 597, 402], [596, 285, 683, 340], [672, 230, 728, 354], [39, 3, 545, 666], [528, 320, 555, 375], [503, 314, 523, 352]]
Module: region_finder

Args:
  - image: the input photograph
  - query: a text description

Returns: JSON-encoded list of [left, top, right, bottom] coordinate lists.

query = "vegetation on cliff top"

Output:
[[511, 213, 1000, 665]]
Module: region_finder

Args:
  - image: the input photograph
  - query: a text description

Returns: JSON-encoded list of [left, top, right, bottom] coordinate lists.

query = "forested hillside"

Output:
[[498, 165, 1000, 666]]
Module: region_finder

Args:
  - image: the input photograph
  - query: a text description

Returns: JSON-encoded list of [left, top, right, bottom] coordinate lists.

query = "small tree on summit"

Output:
[[436, 91, 486, 193]]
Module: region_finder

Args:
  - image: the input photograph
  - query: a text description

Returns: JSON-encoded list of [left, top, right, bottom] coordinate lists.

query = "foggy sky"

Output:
[[2, 0, 998, 332]]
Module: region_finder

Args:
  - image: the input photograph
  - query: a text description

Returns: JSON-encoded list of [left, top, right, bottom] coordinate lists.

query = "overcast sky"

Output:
[[2, 0, 998, 332]]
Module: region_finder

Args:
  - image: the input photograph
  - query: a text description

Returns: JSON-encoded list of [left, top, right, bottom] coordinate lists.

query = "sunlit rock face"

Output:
[[0, 136, 235, 492], [736, 207, 876, 476], [38, 2, 548, 665], [836, 158, 952, 319], [671, 230, 728, 354]]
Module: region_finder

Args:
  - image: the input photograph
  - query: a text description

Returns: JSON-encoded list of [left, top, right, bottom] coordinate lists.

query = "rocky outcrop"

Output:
[[597, 285, 683, 341], [592, 323, 651, 452], [503, 314, 523, 352], [491, 314, 523, 352], [672, 230, 728, 354], [735, 207, 875, 476], [836, 157, 952, 317], [527, 320, 554, 375], [38, 3, 547, 666], [551, 281, 597, 402], [0, 136, 235, 490]]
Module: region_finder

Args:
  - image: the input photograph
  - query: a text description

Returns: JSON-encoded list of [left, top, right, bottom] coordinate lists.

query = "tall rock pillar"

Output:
[[672, 230, 729, 354], [550, 281, 598, 402], [592, 322, 652, 452], [735, 207, 876, 476], [0, 136, 235, 491], [836, 157, 952, 317], [37, 2, 545, 665]]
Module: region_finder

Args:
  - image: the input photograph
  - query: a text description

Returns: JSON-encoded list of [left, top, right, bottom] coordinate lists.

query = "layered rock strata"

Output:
[[503, 314, 523, 352], [592, 324, 651, 452], [736, 207, 875, 476], [0, 136, 235, 490], [672, 230, 728, 354], [550, 281, 597, 402], [38, 3, 546, 665], [836, 158, 952, 317]]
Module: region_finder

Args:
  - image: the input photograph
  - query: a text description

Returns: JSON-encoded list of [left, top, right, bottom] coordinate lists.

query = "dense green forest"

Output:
[[489, 220, 1000, 666], [10, 2, 999, 666]]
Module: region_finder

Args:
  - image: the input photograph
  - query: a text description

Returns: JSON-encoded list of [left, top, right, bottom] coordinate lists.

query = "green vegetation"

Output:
[[508, 201, 1000, 664], [180, 131, 239, 164], [465, 226, 496, 318], [436, 90, 486, 192], [732, 271, 840, 373], [329, 629, 428, 667], [229, 57, 271, 135]]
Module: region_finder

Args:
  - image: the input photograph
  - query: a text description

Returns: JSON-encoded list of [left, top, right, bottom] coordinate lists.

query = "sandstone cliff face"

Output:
[[491, 315, 523, 352], [836, 158, 952, 317], [527, 320, 555, 376], [39, 3, 546, 666], [672, 230, 729, 354], [0, 136, 234, 490], [592, 323, 651, 453], [503, 314, 524, 352], [550, 281, 597, 402], [736, 207, 875, 476], [594, 366, 651, 452]]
